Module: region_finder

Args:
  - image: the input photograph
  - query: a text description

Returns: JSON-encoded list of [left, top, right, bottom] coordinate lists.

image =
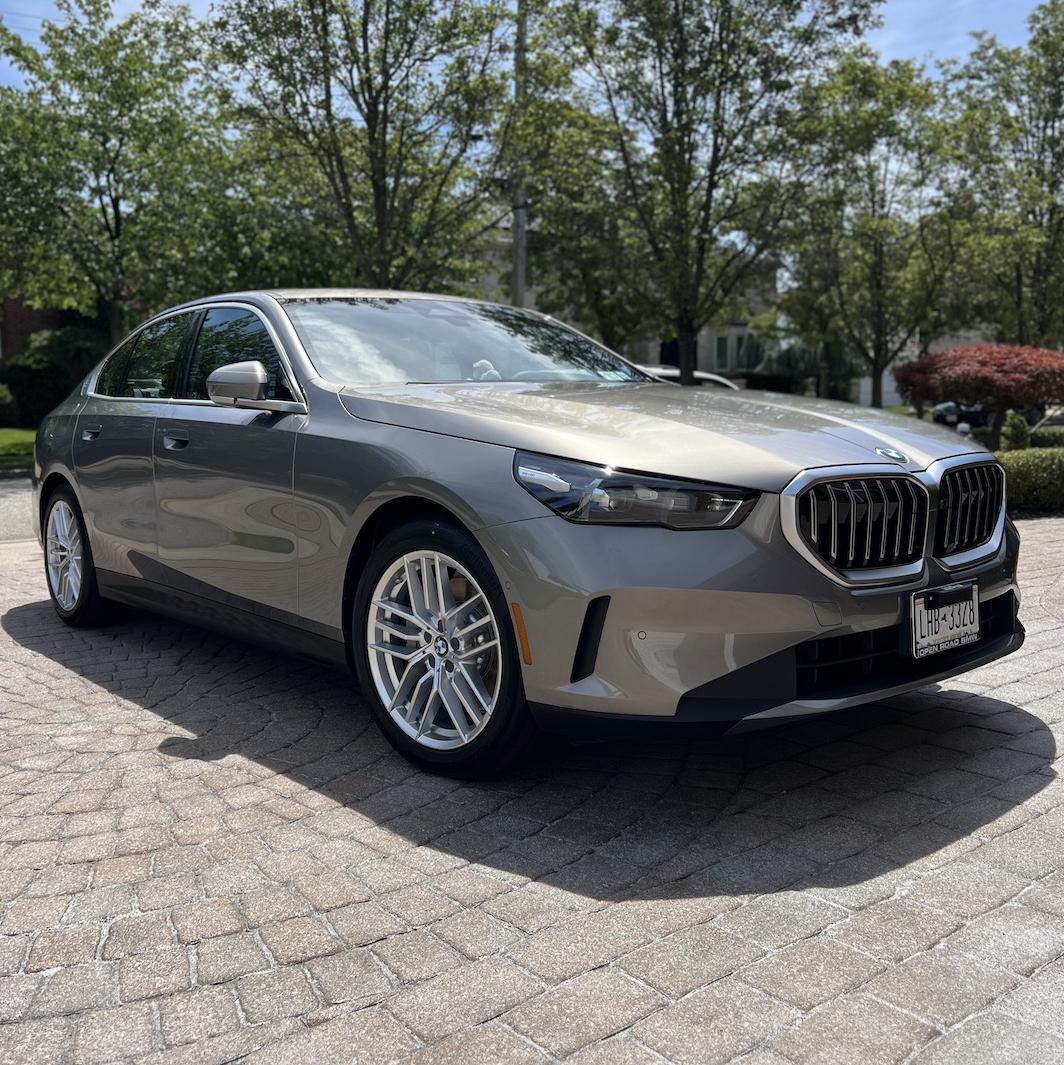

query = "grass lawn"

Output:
[[0, 428, 35, 472], [885, 404, 932, 422]]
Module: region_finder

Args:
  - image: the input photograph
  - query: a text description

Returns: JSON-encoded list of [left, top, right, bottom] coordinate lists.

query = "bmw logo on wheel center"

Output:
[[876, 447, 909, 462]]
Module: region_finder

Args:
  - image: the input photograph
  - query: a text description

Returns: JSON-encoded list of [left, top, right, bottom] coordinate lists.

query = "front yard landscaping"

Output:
[[0, 428, 34, 473]]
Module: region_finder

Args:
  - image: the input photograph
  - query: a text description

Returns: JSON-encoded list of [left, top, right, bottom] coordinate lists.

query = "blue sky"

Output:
[[867, 0, 1040, 64], [0, 0, 1044, 87]]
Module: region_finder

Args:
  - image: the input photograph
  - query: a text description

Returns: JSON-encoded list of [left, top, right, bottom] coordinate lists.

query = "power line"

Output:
[[0, 21, 43, 36], [0, 13, 45, 36], [0, 6, 48, 19]]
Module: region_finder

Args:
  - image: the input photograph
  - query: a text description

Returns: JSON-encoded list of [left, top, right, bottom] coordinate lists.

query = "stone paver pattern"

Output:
[[0, 518, 1061, 1064], [0, 479, 32, 543]]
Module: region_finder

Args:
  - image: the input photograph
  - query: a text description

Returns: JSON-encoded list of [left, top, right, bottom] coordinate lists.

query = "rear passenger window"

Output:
[[185, 308, 291, 401], [94, 337, 137, 396], [119, 313, 193, 399]]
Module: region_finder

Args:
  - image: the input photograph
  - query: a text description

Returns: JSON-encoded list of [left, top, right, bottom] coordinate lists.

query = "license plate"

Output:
[[910, 583, 980, 659]]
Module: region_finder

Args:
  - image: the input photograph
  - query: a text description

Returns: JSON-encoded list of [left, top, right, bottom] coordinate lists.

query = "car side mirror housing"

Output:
[[206, 361, 268, 404]]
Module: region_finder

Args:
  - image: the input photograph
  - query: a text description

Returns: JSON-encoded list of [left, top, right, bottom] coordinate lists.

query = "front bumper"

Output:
[[478, 497, 1022, 735]]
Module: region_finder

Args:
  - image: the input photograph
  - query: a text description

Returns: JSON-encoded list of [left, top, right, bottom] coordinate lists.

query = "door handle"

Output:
[[162, 430, 190, 451], [81, 424, 102, 441]]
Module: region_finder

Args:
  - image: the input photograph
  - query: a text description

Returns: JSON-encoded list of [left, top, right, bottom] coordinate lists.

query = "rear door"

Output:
[[152, 304, 303, 618], [73, 312, 195, 576]]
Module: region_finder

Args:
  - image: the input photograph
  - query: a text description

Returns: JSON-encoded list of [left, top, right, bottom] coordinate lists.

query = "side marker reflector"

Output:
[[510, 602, 533, 665]]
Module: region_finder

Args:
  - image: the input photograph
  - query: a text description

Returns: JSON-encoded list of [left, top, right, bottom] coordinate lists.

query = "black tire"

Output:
[[352, 519, 536, 777], [42, 485, 111, 627]]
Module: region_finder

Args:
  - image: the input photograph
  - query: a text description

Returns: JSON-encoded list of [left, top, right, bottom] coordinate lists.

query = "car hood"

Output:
[[338, 381, 988, 492]]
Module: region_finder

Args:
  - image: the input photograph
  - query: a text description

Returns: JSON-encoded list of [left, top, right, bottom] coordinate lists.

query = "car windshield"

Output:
[[281, 297, 648, 386]]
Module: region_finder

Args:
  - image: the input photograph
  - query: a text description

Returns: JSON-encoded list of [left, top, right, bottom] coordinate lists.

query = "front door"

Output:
[[152, 305, 303, 618]]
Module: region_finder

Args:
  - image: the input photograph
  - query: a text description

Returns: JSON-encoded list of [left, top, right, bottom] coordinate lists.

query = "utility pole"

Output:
[[512, 0, 528, 307]]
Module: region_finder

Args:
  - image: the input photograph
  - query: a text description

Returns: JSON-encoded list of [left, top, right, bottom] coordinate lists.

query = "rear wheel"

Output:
[[43, 487, 110, 627], [352, 520, 534, 776]]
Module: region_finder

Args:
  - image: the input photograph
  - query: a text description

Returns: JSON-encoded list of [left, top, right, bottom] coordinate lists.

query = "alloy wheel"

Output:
[[366, 550, 502, 749], [46, 499, 83, 611]]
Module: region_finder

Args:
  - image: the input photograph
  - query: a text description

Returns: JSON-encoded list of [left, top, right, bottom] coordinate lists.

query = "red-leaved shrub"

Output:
[[894, 344, 1064, 446]]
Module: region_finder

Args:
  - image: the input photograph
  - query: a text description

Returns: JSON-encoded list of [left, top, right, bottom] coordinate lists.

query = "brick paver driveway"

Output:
[[0, 520, 1062, 1065]]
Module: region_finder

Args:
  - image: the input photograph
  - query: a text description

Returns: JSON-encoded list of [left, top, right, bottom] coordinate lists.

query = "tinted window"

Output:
[[94, 337, 136, 397], [282, 298, 648, 386], [119, 313, 193, 399], [185, 308, 289, 400]]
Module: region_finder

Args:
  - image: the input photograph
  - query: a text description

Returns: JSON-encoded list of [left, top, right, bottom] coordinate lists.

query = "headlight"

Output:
[[514, 452, 758, 529]]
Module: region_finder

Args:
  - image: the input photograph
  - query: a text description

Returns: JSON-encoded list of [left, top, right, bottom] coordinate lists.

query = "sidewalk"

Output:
[[0, 477, 33, 542]]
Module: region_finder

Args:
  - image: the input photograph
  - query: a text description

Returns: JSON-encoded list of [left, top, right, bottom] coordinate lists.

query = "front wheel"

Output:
[[352, 520, 535, 776]]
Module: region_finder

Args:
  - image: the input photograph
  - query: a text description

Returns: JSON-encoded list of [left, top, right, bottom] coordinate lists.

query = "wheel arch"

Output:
[[340, 495, 478, 655], [39, 471, 78, 529]]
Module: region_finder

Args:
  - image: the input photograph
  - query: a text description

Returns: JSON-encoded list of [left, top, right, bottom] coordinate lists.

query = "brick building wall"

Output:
[[0, 299, 65, 362]]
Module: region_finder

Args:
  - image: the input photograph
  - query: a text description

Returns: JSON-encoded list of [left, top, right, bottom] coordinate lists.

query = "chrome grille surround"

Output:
[[780, 455, 1007, 588]]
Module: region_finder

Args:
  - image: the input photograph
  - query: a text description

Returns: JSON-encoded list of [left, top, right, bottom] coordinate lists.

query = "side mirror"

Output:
[[206, 361, 268, 404]]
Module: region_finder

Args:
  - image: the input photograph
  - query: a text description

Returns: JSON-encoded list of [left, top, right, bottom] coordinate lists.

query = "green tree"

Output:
[[773, 239, 860, 401], [0, 0, 235, 342], [507, 3, 652, 350], [953, 1, 1064, 347], [209, 136, 352, 293], [786, 50, 966, 406], [213, 0, 511, 292], [531, 114, 652, 353], [567, 0, 875, 384]]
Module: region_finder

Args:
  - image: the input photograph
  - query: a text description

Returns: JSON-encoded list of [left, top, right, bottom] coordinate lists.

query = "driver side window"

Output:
[[184, 308, 292, 401]]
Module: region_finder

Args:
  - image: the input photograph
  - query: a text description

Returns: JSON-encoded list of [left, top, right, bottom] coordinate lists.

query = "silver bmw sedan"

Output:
[[33, 290, 1023, 774]]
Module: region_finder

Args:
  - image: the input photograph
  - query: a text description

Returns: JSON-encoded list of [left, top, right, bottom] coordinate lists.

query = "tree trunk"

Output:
[[1015, 260, 1028, 346], [99, 298, 125, 345], [870, 365, 883, 408], [677, 326, 698, 386], [988, 405, 1007, 451], [511, 0, 528, 307]]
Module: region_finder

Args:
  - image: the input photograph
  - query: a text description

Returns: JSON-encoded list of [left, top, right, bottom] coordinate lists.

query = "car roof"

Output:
[[153, 289, 541, 329], [273, 288, 475, 301], [187, 288, 502, 306]]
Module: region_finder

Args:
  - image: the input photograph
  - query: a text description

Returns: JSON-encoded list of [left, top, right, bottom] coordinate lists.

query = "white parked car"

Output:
[[635, 365, 740, 389]]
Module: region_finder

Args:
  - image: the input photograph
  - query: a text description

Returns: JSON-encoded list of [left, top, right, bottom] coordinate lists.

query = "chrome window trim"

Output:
[[780, 454, 1006, 589], [86, 301, 307, 408]]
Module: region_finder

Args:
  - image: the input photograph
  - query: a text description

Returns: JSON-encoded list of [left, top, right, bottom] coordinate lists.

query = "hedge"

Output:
[[998, 448, 1064, 515], [1031, 426, 1064, 449], [1000, 410, 1031, 451]]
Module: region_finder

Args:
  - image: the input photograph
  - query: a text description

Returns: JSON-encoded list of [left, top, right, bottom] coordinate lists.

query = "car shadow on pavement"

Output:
[[2, 597, 1057, 907]]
